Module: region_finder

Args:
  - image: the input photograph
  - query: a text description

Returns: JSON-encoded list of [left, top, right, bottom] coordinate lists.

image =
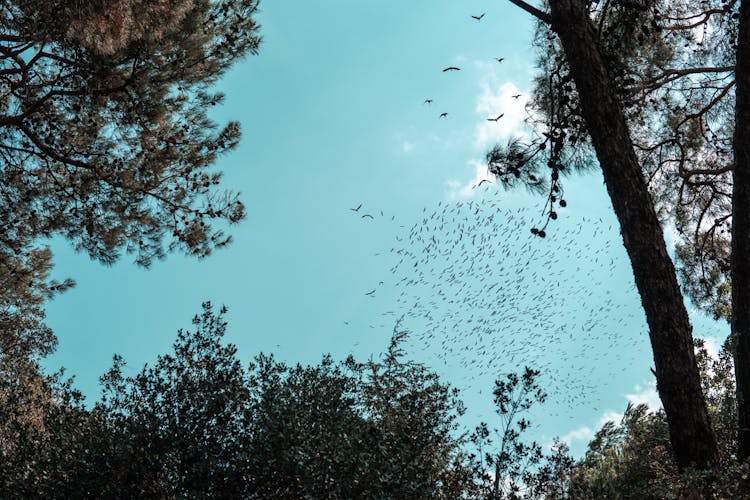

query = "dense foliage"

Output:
[[491, 0, 750, 470], [0, 0, 260, 360], [0, 305, 745, 498], [491, 1, 738, 316], [0, 304, 476, 497], [3, 0, 749, 495]]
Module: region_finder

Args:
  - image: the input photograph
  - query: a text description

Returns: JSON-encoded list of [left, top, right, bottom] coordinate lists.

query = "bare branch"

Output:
[[507, 0, 552, 24]]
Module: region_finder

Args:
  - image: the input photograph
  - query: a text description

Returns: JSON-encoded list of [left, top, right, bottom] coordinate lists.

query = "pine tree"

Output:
[[501, 0, 721, 469], [0, 0, 261, 351]]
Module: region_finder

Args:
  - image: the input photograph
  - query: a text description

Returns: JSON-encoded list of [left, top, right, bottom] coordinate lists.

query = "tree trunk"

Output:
[[733, 0, 750, 463], [548, 0, 719, 470]]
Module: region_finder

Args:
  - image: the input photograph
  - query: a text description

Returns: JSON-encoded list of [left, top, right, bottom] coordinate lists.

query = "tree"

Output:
[[246, 324, 475, 498], [0, 304, 476, 497], [732, 0, 750, 461], [553, 340, 749, 498], [0, 0, 261, 352], [470, 367, 546, 499], [500, 0, 719, 469], [0, 247, 72, 360]]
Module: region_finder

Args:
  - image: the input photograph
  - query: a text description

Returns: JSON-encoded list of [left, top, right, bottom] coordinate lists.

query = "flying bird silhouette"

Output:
[[471, 13, 485, 21], [439, 112, 448, 118], [487, 114, 504, 122], [495, 57, 505, 63], [362, 214, 374, 219], [350, 203, 362, 212], [512, 94, 522, 99], [442, 66, 460, 72], [424, 99, 433, 105]]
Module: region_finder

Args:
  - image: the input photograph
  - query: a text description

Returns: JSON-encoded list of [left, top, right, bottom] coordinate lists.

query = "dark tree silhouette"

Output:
[[0, 0, 261, 355], [501, 0, 720, 469]]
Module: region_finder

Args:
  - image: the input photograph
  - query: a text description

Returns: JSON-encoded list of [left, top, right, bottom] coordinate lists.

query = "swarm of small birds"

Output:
[[344, 8, 652, 424], [349, 194, 652, 422]]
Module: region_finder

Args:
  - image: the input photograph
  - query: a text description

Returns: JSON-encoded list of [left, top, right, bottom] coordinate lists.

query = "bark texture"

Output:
[[549, 0, 719, 470], [733, 0, 750, 463]]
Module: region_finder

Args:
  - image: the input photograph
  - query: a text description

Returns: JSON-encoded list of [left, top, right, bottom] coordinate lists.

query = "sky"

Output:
[[43, 0, 729, 456]]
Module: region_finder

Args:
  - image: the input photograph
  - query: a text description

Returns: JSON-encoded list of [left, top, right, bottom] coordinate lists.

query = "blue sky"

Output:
[[43, 0, 728, 455]]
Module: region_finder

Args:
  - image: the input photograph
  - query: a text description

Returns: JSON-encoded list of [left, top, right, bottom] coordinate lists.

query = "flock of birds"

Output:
[[348, 193, 652, 422], [340, 10, 655, 425], [424, 13, 521, 121]]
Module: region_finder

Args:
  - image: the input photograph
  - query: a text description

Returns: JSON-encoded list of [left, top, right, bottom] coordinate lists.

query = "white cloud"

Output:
[[446, 77, 530, 198], [625, 381, 662, 410], [562, 344, 726, 452], [402, 140, 414, 153], [560, 410, 623, 448], [700, 335, 721, 360], [560, 425, 595, 446], [559, 383, 664, 452], [474, 81, 530, 150]]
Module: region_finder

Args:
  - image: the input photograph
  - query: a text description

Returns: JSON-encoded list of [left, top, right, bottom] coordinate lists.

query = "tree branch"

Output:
[[507, 0, 552, 25]]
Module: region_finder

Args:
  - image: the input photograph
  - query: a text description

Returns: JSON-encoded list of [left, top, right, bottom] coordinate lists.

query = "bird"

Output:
[[439, 112, 448, 118], [365, 290, 376, 296], [471, 13, 485, 21], [512, 94, 522, 99], [442, 66, 460, 72], [473, 179, 491, 189], [495, 57, 505, 63], [350, 203, 362, 212], [424, 99, 433, 105], [362, 214, 374, 219], [487, 114, 504, 122]]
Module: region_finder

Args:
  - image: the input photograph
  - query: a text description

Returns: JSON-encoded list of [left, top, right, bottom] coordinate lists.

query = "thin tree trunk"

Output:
[[732, 0, 750, 463], [493, 461, 500, 498], [548, 0, 719, 470]]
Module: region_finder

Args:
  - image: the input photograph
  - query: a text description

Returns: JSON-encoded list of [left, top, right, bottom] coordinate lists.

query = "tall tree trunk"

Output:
[[548, 0, 719, 470], [733, 0, 750, 463]]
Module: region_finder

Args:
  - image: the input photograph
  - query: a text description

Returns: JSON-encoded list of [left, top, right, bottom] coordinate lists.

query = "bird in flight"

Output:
[[487, 114, 504, 122], [424, 99, 433, 105], [473, 179, 491, 189], [365, 290, 376, 296], [471, 13, 485, 21], [362, 214, 374, 219], [350, 203, 362, 212], [512, 94, 522, 99], [495, 57, 505, 63], [442, 66, 460, 72], [439, 112, 448, 118]]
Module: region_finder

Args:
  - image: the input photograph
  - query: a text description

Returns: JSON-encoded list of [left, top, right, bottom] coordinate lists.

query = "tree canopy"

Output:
[[0, 304, 477, 498], [0, 0, 261, 358], [1, 304, 747, 498]]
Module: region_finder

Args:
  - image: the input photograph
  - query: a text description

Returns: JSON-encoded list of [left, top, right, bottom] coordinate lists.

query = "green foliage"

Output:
[[0, 304, 474, 498], [471, 367, 547, 499], [0, 0, 261, 357], [525, 439, 576, 499], [465, 339, 749, 499], [1, 0, 260, 266], [522, 339, 750, 499], [0, 247, 73, 361], [3, 305, 749, 497], [499, 0, 738, 315]]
